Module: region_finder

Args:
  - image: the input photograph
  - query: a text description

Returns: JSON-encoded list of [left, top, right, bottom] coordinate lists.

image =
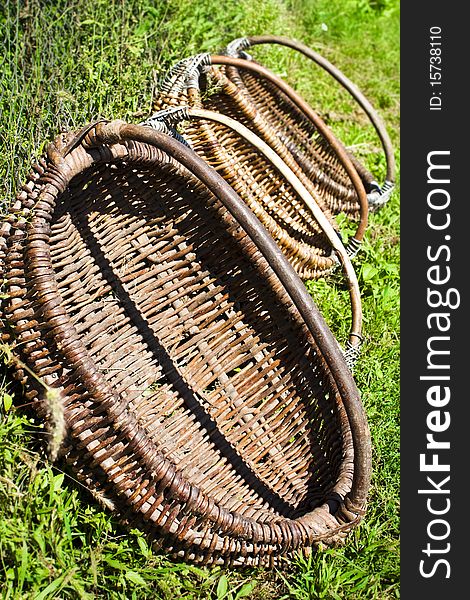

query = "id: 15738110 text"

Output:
[[429, 26, 443, 111]]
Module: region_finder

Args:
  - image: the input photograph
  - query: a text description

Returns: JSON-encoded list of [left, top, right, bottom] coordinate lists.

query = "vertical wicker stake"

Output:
[[0, 121, 371, 567]]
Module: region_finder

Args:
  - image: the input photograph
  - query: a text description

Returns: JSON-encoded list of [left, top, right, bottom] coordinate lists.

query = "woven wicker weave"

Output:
[[0, 120, 371, 567], [224, 36, 396, 210], [153, 54, 369, 261]]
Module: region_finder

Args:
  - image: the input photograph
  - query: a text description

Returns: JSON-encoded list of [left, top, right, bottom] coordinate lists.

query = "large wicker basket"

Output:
[[224, 35, 396, 210], [0, 120, 371, 567]]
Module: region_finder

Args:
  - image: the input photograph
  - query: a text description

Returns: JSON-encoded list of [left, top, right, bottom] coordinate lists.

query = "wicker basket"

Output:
[[224, 35, 396, 210], [0, 120, 371, 567], [153, 54, 369, 260]]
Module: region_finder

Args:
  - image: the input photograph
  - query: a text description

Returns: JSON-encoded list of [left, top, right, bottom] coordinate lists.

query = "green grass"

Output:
[[1, 0, 399, 597]]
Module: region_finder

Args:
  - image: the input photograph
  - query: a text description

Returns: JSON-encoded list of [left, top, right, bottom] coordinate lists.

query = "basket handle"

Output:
[[31, 120, 371, 540], [225, 35, 396, 209], [143, 107, 363, 366]]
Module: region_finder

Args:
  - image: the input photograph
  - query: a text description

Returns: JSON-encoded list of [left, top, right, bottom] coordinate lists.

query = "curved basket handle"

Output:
[[24, 119, 370, 545], [143, 107, 363, 364], [225, 35, 396, 208]]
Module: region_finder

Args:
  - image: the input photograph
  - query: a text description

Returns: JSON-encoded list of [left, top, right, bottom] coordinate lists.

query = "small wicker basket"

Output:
[[153, 53, 369, 260], [0, 120, 371, 567]]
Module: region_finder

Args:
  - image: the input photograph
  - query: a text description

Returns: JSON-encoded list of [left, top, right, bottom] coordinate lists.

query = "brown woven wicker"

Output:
[[153, 54, 369, 260], [0, 120, 371, 567], [224, 36, 396, 210]]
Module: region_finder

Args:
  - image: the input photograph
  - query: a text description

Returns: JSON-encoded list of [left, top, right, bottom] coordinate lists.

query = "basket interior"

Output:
[[42, 145, 352, 523]]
